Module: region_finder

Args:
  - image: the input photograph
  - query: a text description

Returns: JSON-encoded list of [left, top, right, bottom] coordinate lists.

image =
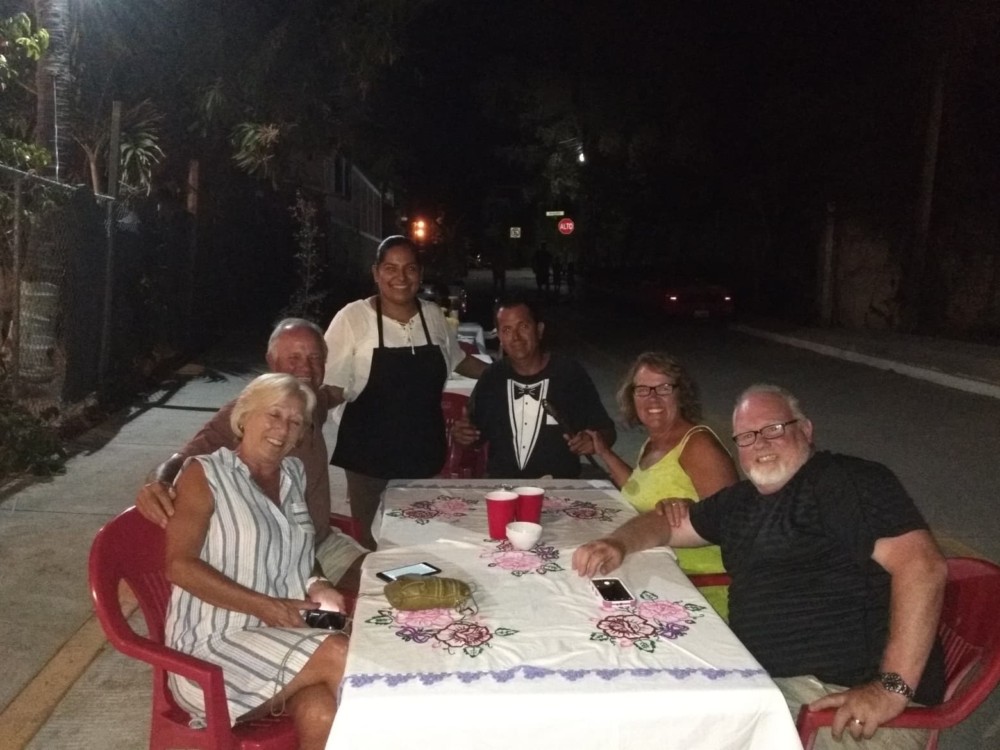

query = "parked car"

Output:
[[657, 281, 734, 319]]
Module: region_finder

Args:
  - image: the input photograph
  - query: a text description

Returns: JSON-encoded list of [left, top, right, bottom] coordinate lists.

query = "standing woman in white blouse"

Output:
[[323, 236, 487, 547]]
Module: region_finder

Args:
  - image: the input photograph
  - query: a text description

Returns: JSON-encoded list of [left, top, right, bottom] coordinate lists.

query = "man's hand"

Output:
[[572, 538, 627, 578], [654, 498, 694, 528], [566, 430, 596, 456], [254, 596, 318, 628], [807, 681, 910, 741], [136, 481, 177, 529], [451, 414, 481, 446]]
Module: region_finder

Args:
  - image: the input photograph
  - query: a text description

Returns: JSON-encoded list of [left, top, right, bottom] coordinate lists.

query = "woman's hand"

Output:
[[308, 580, 347, 613], [654, 498, 694, 527], [254, 596, 318, 628]]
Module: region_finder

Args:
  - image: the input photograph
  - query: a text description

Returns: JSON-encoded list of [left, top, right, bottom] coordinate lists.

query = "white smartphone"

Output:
[[592, 578, 635, 608], [376, 562, 442, 583]]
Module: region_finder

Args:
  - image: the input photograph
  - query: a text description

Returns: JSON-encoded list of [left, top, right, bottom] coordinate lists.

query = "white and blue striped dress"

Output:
[[164, 447, 331, 725]]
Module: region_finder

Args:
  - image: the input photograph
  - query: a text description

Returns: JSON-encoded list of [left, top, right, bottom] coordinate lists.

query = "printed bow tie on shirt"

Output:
[[514, 384, 542, 401]]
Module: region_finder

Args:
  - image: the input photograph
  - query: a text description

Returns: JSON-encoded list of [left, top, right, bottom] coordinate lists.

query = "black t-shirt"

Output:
[[689, 451, 945, 704], [469, 354, 615, 479]]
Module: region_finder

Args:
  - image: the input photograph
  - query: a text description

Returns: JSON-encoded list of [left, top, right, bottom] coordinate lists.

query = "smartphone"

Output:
[[592, 578, 635, 608], [376, 562, 442, 582], [304, 609, 347, 631]]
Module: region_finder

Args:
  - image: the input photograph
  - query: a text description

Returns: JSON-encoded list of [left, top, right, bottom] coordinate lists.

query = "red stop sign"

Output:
[[557, 217, 575, 235]]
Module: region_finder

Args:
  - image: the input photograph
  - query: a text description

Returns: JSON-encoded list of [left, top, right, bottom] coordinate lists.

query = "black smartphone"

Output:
[[376, 561, 442, 582], [592, 577, 635, 607], [304, 609, 347, 631]]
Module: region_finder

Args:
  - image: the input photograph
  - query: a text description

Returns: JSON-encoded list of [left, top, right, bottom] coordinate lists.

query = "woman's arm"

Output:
[[585, 428, 634, 489], [678, 431, 739, 499], [165, 461, 315, 628], [455, 354, 489, 378]]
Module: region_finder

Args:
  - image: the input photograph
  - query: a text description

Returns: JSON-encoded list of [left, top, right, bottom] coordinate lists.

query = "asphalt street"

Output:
[[2, 267, 998, 748]]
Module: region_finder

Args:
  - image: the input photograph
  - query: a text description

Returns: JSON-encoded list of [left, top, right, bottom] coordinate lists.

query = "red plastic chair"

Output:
[[686, 572, 732, 588], [88, 507, 298, 750], [329, 512, 363, 543], [439, 392, 489, 478], [797, 556, 1000, 750]]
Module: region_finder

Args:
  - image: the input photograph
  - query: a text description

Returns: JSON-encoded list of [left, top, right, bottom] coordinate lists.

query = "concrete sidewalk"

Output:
[[1, 316, 998, 749]]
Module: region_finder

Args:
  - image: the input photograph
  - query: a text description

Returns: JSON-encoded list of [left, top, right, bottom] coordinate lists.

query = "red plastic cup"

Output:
[[485, 491, 518, 539], [514, 486, 545, 524]]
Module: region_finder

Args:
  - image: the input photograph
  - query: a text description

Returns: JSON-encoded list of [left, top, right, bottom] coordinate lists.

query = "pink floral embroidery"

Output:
[[589, 593, 706, 653], [395, 608, 458, 630], [637, 600, 691, 624], [388, 495, 475, 525], [436, 622, 493, 649], [481, 542, 563, 576], [434, 497, 470, 515], [492, 550, 543, 572], [543, 496, 573, 511], [565, 506, 600, 519]]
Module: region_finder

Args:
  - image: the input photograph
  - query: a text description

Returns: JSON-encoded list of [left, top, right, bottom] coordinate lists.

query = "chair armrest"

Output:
[[796, 704, 952, 749]]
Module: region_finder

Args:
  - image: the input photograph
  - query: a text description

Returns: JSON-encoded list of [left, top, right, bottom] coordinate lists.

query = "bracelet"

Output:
[[306, 576, 331, 591], [877, 672, 915, 700]]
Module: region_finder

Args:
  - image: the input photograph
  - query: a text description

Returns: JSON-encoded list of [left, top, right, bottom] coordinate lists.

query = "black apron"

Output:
[[332, 299, 448, 479]]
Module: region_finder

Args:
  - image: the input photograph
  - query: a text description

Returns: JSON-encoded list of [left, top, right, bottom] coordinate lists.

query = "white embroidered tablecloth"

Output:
[[326, 539, 801, 750], [375, 478, 639, 550]]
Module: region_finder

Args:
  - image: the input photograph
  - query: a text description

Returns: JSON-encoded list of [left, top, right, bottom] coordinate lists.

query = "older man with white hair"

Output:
[[136, 318, 367, 589], [573, 384, 947, 750]]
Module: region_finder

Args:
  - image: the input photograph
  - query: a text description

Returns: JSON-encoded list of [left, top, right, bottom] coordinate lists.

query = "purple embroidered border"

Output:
[[345, 665, 767, 689]]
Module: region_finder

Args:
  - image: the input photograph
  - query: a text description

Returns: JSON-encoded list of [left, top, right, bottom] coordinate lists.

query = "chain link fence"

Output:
[[1, 164, 188, 421]]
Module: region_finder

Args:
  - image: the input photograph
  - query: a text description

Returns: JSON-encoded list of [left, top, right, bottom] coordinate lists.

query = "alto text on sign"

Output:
[[557, 218, 575, 235]]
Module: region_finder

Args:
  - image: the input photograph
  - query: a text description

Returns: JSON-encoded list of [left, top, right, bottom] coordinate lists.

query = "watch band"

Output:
[[877, 671, 915, 700]]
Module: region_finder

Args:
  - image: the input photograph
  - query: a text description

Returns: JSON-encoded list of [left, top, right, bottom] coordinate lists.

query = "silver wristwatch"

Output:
[[877, 671, 915, 700]]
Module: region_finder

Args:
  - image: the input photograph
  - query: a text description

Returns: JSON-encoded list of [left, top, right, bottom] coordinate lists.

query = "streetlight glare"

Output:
[[578, 152, 586, 163]]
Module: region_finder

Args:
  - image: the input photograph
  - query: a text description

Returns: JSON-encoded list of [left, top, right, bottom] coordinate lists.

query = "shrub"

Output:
[[0, 394, 66, 478]]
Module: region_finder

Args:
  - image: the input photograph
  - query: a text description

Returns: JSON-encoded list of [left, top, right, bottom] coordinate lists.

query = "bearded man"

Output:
[[573, 384, 946, 750]]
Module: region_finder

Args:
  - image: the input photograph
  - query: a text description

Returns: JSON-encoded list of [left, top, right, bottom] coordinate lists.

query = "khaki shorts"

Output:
[[773, 675, 929, 750], [315, 529, 367, 584]]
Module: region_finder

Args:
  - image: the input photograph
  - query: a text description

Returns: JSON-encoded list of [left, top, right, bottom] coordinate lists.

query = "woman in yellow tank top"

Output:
[[587, 352, 738, 617]]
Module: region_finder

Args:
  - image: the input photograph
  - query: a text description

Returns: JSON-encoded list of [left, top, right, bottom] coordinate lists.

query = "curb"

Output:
[[733, 325, 1000, 401]]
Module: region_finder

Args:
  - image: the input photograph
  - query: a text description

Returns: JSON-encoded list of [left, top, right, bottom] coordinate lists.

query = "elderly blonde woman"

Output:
[[164, 373, 347, 750], [586, 352, 738, 616]]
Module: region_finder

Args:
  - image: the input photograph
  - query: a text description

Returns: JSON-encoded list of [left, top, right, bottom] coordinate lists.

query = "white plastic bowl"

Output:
[[506, 521, 542, 550]]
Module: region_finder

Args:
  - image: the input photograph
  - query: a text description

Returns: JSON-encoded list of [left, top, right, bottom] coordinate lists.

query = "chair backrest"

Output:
[[90, 506, 171, 647], [89, 507, 232, 746], [937, 557, 1000, 709], [457, 339, 479, 356], [796, 556, 1000, 750]]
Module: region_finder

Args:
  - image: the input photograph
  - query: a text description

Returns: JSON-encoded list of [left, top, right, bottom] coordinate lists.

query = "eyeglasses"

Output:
[[732, 419, 799, 448], [632, 383, 676, 398]]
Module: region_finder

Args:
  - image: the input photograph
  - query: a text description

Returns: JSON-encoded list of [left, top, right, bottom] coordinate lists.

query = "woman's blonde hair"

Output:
[[616, 352, 702, 427], [230, 373, 316, 439]]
